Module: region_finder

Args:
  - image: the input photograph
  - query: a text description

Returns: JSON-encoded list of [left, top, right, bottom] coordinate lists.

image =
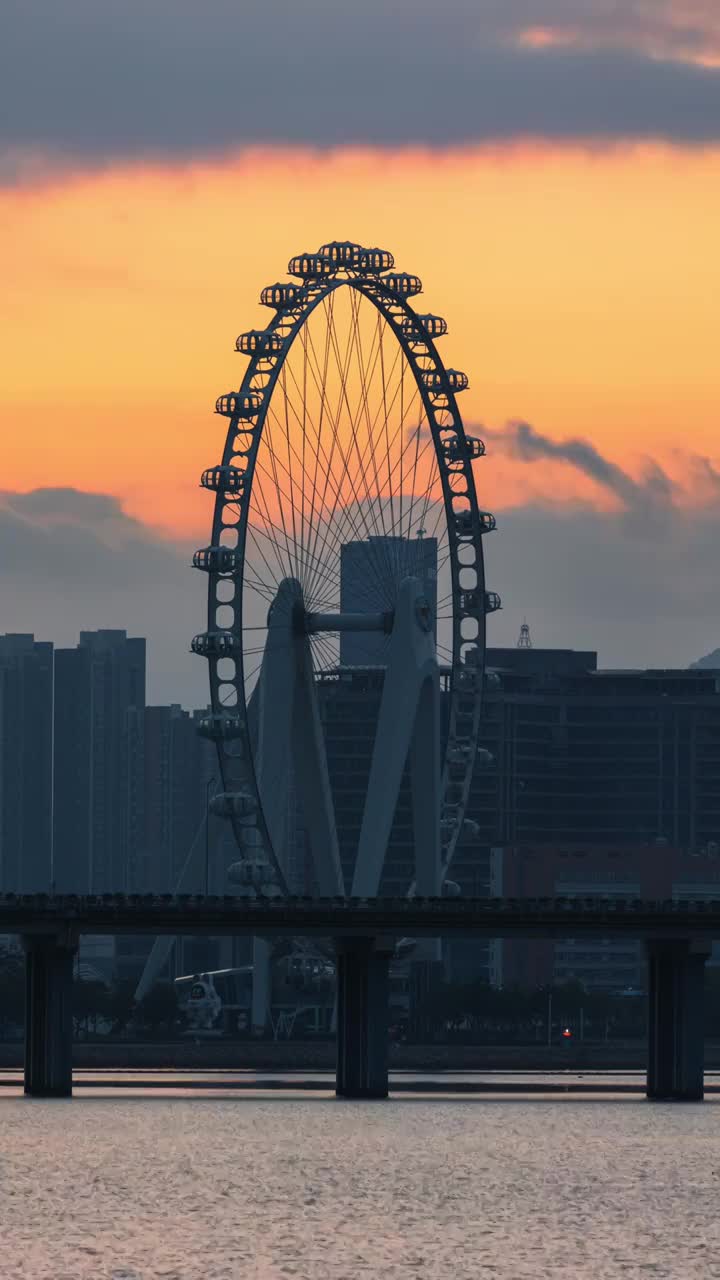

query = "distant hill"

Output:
[[691, 649, 720, 669]]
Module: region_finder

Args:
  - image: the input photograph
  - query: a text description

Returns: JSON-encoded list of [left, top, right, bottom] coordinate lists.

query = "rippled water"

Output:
[[2, 1093, 719, 1278]]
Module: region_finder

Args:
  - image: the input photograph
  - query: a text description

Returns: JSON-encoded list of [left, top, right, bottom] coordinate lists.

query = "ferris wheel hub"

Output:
[[305, 610, 394, 636]]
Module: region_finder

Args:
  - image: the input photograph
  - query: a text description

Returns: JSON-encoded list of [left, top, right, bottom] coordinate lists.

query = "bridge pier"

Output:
[[23, 934, 76, 1098], [335, 937, 390, 1099], [646, 939, 709, 1102]]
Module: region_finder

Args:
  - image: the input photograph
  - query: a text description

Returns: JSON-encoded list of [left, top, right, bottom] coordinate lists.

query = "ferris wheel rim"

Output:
[[198, 259, 496, 894]]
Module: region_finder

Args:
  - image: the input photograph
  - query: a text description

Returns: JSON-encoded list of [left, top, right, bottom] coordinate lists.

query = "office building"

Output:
[[473, 651, 720, 852], [53, 630, 146, 892], [0, 634, 53, 892], [339, 535, 437, 665], [473, 650, 720, 989], [126, 704, 221, 893]]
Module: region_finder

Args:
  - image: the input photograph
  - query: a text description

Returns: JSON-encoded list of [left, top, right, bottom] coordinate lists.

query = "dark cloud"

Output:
[[475, 422, 720, 663], [0, 487, 208, 705], [1, 0, 720, 180], [1, 488, 126, 524], [491, 0, 719, 61], [485, 420, 678, 514], [692, 454, 720, 493], [485, 496, 720, 667], [2, 474, 719, 699], [0, 487, 181, 586]]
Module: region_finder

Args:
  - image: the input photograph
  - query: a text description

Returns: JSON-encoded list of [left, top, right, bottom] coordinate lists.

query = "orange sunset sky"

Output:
[[3, 142, 718, 538], [2, 1, 719, 697]]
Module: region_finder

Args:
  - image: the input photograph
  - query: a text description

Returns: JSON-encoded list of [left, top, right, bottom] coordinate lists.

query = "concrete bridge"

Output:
[[5, 894, 719, 1103]]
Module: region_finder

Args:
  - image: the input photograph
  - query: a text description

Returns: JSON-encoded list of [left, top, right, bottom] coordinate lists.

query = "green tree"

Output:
[[136, 981, 178, 1034], [105, 978, 137, 1037], [73, 979, 109, 1038]]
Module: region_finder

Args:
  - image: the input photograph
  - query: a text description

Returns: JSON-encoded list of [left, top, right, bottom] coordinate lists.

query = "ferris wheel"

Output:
[[193, 241, 499, 899]]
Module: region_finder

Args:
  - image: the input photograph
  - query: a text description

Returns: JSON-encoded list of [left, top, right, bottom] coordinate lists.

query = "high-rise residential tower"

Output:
[[53, 630, 145, 892], [125, 703, 219, 893], [0, 634, 53, 892]]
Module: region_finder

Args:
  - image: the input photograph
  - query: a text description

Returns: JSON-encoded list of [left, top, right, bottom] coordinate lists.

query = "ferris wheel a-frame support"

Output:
[[351, 576, 440, 898], [249, 574, 441, 1038], [255, 577, 345, 899], [254, 573, 440, 900]]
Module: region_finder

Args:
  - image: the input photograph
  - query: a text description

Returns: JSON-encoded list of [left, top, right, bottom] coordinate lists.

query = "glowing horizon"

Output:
[[2, 142, 718, 539]]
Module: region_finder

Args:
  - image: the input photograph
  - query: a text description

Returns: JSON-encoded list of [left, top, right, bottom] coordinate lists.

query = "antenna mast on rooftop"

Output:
[[517, 619, 532, 649]]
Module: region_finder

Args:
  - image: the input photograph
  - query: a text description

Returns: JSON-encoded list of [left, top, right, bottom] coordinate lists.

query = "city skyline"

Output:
[[2, 7, 720, 703], [5, 620, 720, 882], [2, 478, 720, 710]]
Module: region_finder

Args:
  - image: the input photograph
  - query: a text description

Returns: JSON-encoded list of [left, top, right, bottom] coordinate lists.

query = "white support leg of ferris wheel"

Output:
[[351, 576, 441, 899], [255, 581, 297, 872], [256, 577, 344, 896], [291, 631, 346, 896], [251, 577, 345, 1031]]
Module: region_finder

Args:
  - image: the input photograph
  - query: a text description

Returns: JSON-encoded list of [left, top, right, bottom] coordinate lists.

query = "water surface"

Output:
[[1, 1093, 718, 1278]]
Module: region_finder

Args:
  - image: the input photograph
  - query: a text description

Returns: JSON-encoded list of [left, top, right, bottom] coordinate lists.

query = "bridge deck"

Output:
[[1, 895, 719, 938]]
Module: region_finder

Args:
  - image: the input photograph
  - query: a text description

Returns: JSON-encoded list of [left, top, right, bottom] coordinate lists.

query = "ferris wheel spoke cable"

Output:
[[248, 500, 345, 594], [393, 443, 442, 548], [362, 307, 407, 570], [286, 302, 443, 622], [300, 332, 425, 606], [246, 492, 398, 659], [261, 402, 299, 583], [350, 298, 416, 591], [347, 291, 392, 557], [358, 402, 429, 544], [245, 469, 295, 583], [386, 430, 437, 525], [304, 294, 361, 565], [288, 330, 392, 606], [252, 429, 322, 582], [425, 494, 450, 543], [296, 421, 396, 605], [302, 294, 337, 581], [242, 566, 280, 609], [246, 528, 383, 618], [262, 375, 395, 605], [316, 317, 410, 517], [311, 635, 337, 671], [304, 293, 399, 578], [245, 483, 294, 589], [279, 364, 301, 582], [248, 454, 294, 590], [321, 298, 398, 596], [408, 417, 424, 536], [299, 327, 308, 581], [249, 407, 390, 616], [262, 396, 338, 546], [245, 521, 290, 602]]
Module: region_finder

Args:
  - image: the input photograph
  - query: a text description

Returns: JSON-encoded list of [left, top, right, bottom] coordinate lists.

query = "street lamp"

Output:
[[205, 776, 218, 896]]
